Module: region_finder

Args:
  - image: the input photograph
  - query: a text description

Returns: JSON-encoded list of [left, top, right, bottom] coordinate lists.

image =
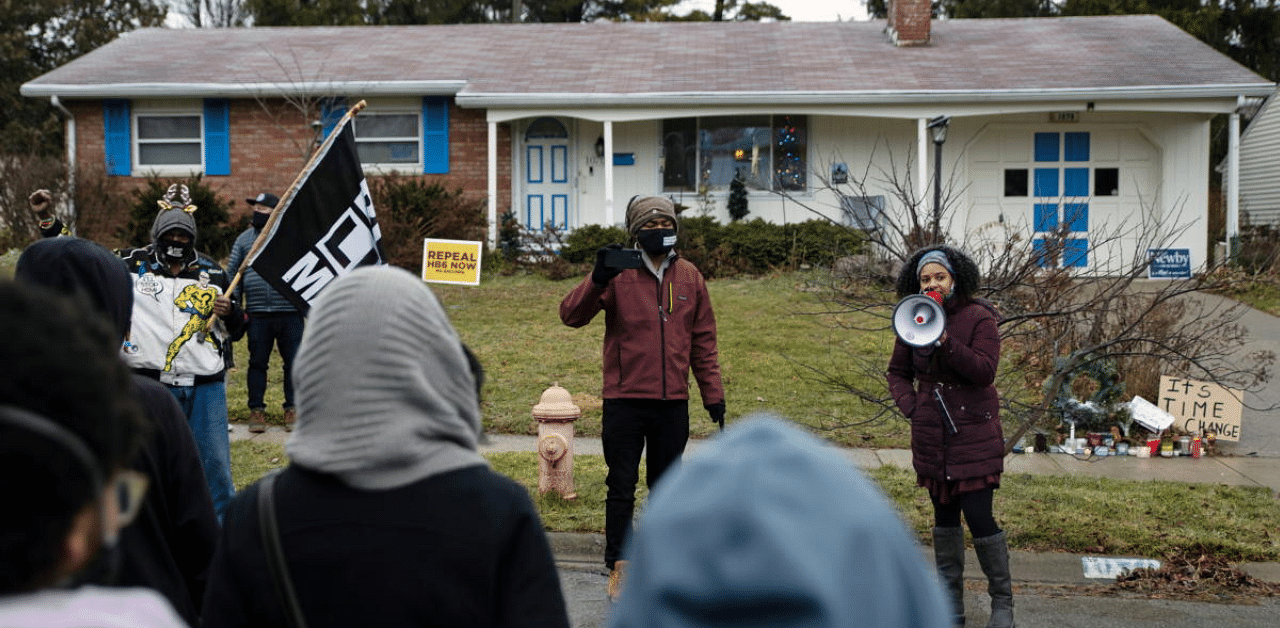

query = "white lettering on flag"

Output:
[[282, 252, 336, 302]]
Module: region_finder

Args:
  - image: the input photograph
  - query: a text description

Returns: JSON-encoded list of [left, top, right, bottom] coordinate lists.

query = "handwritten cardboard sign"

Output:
[[1157, 376, 1243, 441], [421, 239, 482, 286]]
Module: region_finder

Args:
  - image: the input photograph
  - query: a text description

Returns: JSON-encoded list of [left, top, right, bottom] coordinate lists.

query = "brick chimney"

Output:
[[888, 0, 932, 46]]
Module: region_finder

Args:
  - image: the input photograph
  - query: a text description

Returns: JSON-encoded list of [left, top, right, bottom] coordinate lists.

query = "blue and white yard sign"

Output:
[[1148, 249, 1191, 279]]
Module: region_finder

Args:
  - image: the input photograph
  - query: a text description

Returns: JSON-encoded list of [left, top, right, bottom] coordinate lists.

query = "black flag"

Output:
[[248, 119, 384, 311]]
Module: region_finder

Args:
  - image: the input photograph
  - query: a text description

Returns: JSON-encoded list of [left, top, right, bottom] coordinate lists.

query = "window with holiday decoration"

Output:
[[661, 115, 806, 193]]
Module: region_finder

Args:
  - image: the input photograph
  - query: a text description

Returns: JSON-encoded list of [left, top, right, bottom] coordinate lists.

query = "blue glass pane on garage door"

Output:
[[1033, 239, 1052, 267], [1035, 132, 1059, 162], [1065, 132, 1090, 162], [1064, 203, 1088, 232], [1064, 168, 1089, 197], [1064, 239, 1088, 267], [1034, 168, 1059, 197], [1034, 203, 1058, 232]]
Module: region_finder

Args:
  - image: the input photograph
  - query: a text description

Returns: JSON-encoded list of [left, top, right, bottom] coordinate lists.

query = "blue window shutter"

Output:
[[204, 99, 230, 175], [422, 96, 449, 174], [321, 97, 347, 140], [103, 100, 131, 176]]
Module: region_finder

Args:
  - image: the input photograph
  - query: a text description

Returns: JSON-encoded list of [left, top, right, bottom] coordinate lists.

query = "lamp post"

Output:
[[927, 115, 951, 240]]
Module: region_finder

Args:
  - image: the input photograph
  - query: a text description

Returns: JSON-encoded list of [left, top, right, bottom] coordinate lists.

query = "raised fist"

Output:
[[28, 189, 53, 217]]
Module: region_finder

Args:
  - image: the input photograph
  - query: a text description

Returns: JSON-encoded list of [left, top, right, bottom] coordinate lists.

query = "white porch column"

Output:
[[488, 121, 498, 250], [1227, 99, 1241, 261], [917, 117, 928, 207], [604, 120, 615, 227]]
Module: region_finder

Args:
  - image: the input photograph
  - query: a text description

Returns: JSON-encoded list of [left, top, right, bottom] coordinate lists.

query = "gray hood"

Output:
[[285, 265, 485, 490]]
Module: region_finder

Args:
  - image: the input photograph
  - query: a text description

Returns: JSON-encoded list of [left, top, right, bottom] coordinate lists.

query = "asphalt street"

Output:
[[555, 563, 1280, 628]]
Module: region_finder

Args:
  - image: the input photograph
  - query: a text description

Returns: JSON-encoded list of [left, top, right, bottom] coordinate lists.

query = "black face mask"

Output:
[[637, 228, 677, 256], [251, 212, 269, 229], [158, 237, 193, 262]]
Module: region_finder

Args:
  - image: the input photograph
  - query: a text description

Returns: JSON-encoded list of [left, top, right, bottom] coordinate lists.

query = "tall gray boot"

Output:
[[932, 526, 966, 627], [973, 531, 1015, 628]]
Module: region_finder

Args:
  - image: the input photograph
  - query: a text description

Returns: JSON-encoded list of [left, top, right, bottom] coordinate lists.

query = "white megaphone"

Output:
[[892, 291, 946, 347]]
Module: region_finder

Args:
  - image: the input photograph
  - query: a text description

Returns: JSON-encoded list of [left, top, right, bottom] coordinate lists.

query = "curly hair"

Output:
[[895, 245, 982, 301], [0, 280, 147, 593]]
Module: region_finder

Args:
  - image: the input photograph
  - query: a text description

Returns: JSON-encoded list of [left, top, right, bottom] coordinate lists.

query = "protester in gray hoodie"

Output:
[[607, 415, 952, 628], [201, 265, 569, 628]]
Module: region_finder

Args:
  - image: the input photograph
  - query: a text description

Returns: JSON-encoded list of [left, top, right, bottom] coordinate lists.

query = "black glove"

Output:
[[592, 243, 625, 287], [705, 402, 726, 431]]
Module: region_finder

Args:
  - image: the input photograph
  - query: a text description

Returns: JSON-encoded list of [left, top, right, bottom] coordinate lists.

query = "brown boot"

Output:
[[283, 408, 297, 432], [248, 409, 267, 433], [607, 560, 628, 602]]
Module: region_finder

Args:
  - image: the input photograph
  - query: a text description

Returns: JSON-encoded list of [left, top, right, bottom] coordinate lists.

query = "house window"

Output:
[[137, 114, 202, 167], [662, 115, 807, 193], [354, 113, 419, 165], [105, 99, 228, 176], [1004, 169, 1028, 196], [321, 97, 448, 173], [1095, 168, 1119, 196]]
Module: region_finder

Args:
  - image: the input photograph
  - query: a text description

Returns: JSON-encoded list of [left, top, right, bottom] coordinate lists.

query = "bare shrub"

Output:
[[770, 143, 1274, 449]]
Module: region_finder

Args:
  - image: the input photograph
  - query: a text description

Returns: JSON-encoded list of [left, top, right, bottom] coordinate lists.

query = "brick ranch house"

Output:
[[21, 5, 1273, 273]]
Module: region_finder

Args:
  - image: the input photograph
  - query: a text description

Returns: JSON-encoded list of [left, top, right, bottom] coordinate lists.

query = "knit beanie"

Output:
[[149, 209, 197, 246], [625, 196, 679, 237], [286, 265, 486, 490], [608, 415, 952, 628], [916, 249, 954, 277]]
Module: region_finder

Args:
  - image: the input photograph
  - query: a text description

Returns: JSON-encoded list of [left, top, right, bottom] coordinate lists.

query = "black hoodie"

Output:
[[16, 237, 220, 625]]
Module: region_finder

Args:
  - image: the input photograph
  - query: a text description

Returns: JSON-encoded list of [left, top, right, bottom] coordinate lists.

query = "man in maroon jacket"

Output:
[[560, 196, 725, 600]]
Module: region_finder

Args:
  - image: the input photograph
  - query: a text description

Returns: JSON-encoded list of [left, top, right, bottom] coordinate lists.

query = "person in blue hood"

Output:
[[607, 415, 952, 628]]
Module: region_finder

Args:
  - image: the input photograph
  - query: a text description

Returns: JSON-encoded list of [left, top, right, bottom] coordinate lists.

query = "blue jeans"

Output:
[[246, 313, 304, 410], [168, 381, 235, 520]]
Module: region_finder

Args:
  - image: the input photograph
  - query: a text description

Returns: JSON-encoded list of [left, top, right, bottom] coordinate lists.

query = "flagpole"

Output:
[[208, 99, 367, 331]]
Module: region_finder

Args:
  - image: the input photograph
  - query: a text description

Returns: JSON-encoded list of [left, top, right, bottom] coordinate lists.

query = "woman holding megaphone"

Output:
[[886, 245, 1013, 628]]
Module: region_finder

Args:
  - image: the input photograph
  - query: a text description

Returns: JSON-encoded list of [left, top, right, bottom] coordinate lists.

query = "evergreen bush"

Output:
[[560, 223, 631, 264], [369, 175, 486, 271], [727, 170, 749, 221], [122, 176, 238, 261]]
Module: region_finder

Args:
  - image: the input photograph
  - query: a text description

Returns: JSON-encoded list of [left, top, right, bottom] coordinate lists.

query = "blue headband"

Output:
[[916, 250, 954, 277]]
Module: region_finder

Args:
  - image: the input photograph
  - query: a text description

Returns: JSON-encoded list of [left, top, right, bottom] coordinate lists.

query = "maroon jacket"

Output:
[[560, 255, 723, 406], [886, 297, 1004, 484]]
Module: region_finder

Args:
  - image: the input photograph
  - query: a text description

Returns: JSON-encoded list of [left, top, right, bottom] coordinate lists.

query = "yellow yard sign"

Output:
[[421, 239, 482, 286]]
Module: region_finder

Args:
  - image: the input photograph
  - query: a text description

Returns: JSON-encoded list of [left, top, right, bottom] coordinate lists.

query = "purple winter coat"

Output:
[[886, 297, 1005, 488]]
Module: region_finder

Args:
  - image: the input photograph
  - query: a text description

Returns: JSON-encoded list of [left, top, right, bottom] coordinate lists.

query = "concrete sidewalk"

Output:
[[236, 427, 1280, 494], [232, 427, 1280, 583]]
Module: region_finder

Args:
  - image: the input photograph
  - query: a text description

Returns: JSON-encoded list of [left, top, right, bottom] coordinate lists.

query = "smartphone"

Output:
[[604, 248, 644, 270]]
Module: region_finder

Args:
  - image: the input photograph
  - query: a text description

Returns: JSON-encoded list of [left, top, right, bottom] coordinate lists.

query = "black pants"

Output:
[[602, 398, 689, 568], [931, 487, 1001, 538]]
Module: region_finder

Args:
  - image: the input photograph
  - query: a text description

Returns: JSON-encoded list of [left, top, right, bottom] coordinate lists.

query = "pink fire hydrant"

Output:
[[533, 383, 580, 500]]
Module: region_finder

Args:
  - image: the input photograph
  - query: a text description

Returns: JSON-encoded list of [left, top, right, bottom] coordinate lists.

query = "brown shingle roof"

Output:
[[22, 16, 1272, 101]]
